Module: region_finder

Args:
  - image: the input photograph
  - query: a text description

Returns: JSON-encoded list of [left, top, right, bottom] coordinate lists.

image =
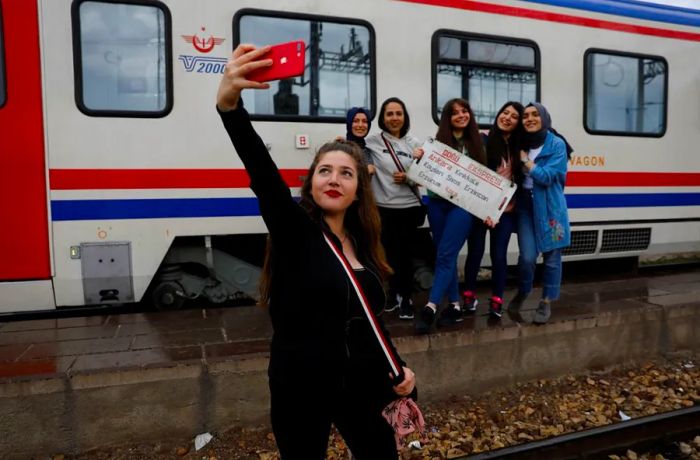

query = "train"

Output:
[[1, 0, 699, 313]]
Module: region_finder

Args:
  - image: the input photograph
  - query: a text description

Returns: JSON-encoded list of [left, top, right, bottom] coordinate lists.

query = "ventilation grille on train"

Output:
[[562, 230, 598, 256], [600, 228, 651, 253]]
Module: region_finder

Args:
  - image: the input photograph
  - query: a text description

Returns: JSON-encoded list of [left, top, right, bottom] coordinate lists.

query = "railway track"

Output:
[[462, 406, 700, 460]]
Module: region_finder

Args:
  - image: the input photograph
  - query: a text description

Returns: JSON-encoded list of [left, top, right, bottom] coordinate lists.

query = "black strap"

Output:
[[322, 232, 405, 385], [381, 133, 406, 172]]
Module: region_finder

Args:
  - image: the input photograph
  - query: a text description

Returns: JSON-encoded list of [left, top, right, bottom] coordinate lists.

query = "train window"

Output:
[[234, 10, 375, 122], [585, 50, 667, 136], [0, 5, 5, 108], [72, 0, 173, 117], [432, 31, 540, 126]]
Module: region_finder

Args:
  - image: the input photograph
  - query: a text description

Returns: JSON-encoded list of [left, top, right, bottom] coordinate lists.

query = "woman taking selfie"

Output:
[[413, 98, 485, 331], [462, 101, 524, 319], [508, 102, 571, 324], [216, 44, 416, 459]]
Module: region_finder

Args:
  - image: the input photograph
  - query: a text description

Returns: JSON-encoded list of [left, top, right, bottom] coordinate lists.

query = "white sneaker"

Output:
[[385, 294, 402, 312], [399, 298, 414, 320]]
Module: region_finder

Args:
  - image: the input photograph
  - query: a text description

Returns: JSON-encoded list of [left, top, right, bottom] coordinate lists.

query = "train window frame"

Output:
[[583, 48, 668, 138], [233, 8, 377, 123], [431, 30, 541, 128], [71, 0, 173, 118], [0, 4, 6, 109]]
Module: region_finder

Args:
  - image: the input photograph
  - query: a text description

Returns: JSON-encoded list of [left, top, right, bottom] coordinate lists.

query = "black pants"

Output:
[[270, 378, 397, 459], [378, 206, 423, 300]]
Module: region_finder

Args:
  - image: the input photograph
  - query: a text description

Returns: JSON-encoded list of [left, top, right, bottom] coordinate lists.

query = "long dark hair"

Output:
[[486, 101, 524, 174], [435, 98, 485, 165], [377, 97, 410, 138], [258, 140, 391, 304]]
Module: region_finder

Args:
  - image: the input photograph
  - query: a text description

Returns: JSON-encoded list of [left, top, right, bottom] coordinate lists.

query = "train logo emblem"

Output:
[[179, 26, 227, 74], [181, 27, 225, 54]]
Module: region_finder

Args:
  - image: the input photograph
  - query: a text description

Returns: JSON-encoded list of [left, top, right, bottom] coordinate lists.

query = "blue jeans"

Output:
[[427, 197, 473, 305], [516, 191, 562, 300], [464, 212, 515, 299]]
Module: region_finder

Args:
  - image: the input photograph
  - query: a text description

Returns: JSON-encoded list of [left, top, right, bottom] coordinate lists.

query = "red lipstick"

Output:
[[324, 190, 342, 198]]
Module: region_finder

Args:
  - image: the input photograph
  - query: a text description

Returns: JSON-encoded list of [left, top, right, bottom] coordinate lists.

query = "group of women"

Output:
[[217, 44, 571, 458], [347, 95, 572, 332]]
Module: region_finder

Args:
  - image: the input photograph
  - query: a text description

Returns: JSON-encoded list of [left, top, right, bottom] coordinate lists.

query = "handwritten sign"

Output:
[[407, 138, 516, 222]]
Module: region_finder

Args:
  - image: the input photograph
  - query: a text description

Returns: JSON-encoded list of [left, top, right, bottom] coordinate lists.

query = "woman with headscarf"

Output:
[[462, 101, 524, 319], [345, 107, 375, 175], [507, 102, 572, 324]]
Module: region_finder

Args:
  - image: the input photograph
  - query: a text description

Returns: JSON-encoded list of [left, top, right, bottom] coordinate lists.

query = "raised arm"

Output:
[[216, 44, 272, 112], [217, 45, 308, 239]]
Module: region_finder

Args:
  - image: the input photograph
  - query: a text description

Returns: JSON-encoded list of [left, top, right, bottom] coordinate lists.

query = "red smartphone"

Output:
[[247, 40, 306, 83]]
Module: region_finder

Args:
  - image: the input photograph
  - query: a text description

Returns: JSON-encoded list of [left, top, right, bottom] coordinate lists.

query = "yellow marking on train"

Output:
[[569, 155, 605, 167]]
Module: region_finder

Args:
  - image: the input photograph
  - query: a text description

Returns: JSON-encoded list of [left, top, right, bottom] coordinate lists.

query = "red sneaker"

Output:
[[488, 296, 503, 318], [462, 290, 478, 313]]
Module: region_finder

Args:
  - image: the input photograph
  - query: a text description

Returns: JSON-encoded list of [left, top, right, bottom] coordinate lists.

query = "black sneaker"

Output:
[[488, 296, 503, 319], [533, 300, 551, 324], [507, 291, 528, 313], [385, 294, 401, 313], [421, 305, 436, 326], [398, 297, 414, 320], [415, 305, 436, 335], [462, 291, 478, 314], [437, 305, 463, 327], [414, 321, 430, 335]]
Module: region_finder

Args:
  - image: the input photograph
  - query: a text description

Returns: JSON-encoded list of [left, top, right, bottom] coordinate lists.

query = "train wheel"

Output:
[[151, 281, 186, 310]]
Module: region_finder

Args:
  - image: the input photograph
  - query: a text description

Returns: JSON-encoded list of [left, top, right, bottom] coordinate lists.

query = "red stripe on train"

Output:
[[398, 0, 700, 42], [49, 169, 700, 190], [567, 172, 700, 187], [49, 169, 309, 190]]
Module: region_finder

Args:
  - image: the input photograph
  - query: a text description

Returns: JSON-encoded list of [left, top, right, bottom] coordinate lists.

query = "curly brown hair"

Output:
[[435, 98, 485, 165]]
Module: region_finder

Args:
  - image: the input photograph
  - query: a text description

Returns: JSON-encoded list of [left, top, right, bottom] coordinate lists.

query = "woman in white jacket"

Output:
[[365, 97, 424, 320]]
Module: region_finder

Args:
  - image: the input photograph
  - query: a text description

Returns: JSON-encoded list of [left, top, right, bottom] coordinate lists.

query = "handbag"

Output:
[[380, 133, 427, 226], [322, 232, 425, 448]]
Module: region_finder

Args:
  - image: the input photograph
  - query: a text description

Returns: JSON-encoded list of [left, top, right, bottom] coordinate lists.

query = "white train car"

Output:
[[1, 0, 699, 313]]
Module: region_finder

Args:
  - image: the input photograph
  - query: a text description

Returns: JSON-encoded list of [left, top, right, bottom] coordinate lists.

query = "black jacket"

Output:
[[219, 106, 407, 407]]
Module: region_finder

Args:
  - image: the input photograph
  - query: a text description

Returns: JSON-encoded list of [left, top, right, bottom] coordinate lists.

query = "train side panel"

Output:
[[1, 0, 699, 312]]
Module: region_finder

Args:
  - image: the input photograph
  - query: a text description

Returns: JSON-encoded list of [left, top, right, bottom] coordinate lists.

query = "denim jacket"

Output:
[[529, 132, 571, 253]]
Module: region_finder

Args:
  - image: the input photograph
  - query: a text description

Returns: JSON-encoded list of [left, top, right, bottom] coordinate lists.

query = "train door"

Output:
[[0, 0, 51, 281]]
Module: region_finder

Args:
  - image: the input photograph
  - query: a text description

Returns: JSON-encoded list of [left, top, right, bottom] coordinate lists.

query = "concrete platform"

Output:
[[1, 265, 699, 458]]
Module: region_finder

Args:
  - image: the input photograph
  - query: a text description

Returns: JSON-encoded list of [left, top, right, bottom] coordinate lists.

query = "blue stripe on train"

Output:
[[50, 193, 700, 221], [51, 198, 261, 221], [567, 193, 700, 208], [522, 0, 700, 28]]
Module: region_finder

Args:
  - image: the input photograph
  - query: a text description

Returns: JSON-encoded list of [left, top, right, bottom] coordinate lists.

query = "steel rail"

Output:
[[461, 405, 700, 459]]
